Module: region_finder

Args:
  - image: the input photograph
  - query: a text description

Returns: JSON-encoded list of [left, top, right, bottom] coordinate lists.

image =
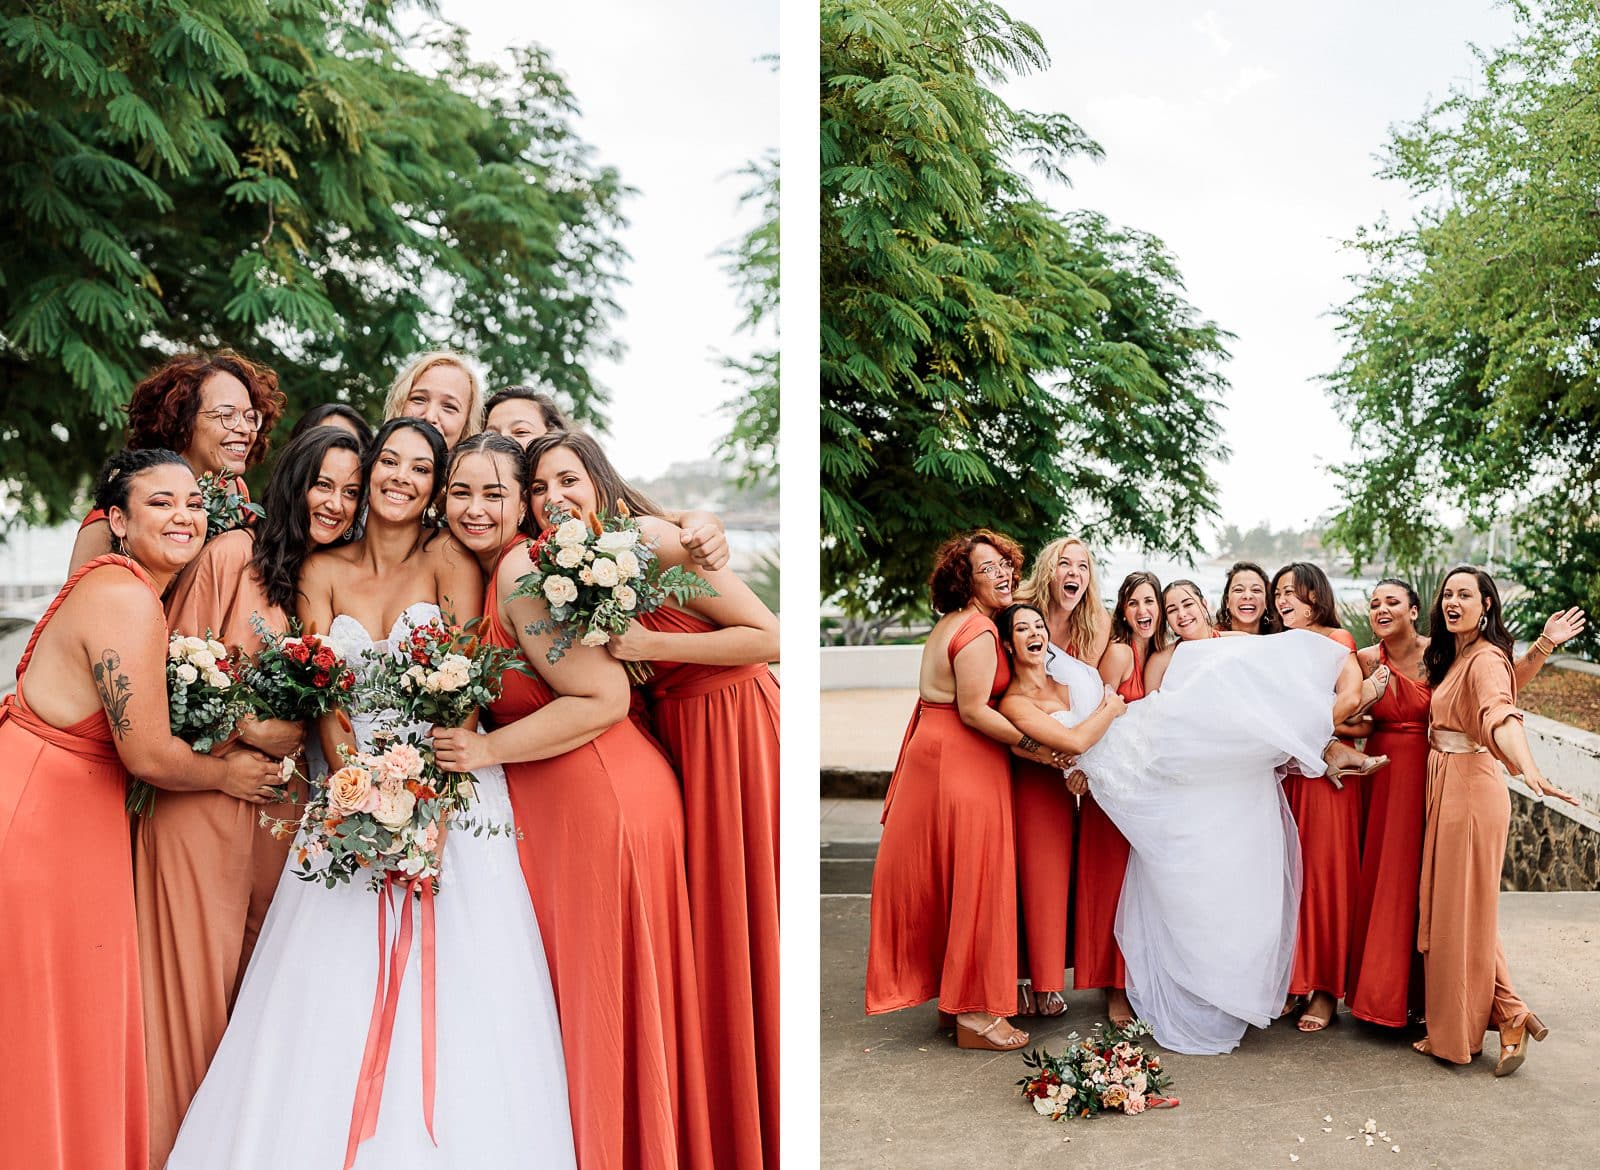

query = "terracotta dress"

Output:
[[133, 529, 296, 1169], [1345, 645, 1431, 1027], [1416, 641, 1530, 1063], [484, 545, 712, 1170], [866, 612, 1016, 1018], [1283, 626, 1362, 1000], [1074, 649, 1141, 991], [0, 555, 153, 1170], [635, 605, 779, 1170]]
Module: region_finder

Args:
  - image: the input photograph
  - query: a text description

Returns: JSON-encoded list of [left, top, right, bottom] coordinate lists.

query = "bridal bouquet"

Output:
[[240, 616, 357, 722], [1017, 1021, 1178, 1119], [509, 505, 716, 682], [374, 610, 522, 727], [195, 470, 264, 539], [129, 633, 253, 815]]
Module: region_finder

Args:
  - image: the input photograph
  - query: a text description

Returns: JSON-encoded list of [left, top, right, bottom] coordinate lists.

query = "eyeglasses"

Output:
[[199, 405, 264, 432], [974, 563, 1011, 581]]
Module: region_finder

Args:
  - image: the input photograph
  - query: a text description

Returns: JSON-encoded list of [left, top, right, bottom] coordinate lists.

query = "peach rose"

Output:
[[373, 788, 417, 831], [326, 765, 379, 816]]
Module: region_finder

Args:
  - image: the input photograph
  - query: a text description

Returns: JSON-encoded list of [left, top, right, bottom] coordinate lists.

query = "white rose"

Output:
[[372, 788, 417, 831], [205, 669, 230, 690], [189, 649, 217, 670], [614, 550, 641, 579], [580, 628, 611, 647], [174, 663, 199, 685], [183, 635, 209, 654], [439, 654, 471, 676], [591, 558, 620, 588], [206, 638, 227, 658], [612, 584, 637, 611], [578, 568, 594, 586], [168, 639, 185, 660], [553, 518, 589, 548], [543, 575, 578, 606], [422, 671, 445, 693], [555, 545, 584, 569], [596, 529, 637, 553]]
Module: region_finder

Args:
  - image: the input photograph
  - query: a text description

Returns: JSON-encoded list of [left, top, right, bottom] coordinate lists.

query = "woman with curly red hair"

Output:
[[68, 351, 287, 573], [866, 529, 1057, 1052]]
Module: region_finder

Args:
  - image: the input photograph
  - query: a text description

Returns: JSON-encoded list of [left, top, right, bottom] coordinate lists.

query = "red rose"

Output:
[[338, 672, 355, 691], [287, 641, 311, 665], [313, 670, 330, 687], [313, 646, 335, 669]]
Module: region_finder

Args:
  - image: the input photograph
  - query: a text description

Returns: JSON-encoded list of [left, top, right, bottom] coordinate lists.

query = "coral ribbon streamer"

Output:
[[344, 875, 438, 1169]]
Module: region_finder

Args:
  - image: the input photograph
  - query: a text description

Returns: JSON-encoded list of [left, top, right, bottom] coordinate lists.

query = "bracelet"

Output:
[[1532, 635, 1556, 657], [1017, 734, 1041, 754]]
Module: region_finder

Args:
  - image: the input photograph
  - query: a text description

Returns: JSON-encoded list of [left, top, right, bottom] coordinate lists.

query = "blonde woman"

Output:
[[1015, 536, 1111, 667], [382, 350, 485, 449]]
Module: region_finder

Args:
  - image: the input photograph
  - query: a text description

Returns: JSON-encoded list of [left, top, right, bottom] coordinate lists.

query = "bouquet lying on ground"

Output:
[[195, 470, 264, 539], [129, 633, 254, 815], [509, 505, 717, 682], [240, 616, 357, 723], [1018, 1020, 1178, 1119]]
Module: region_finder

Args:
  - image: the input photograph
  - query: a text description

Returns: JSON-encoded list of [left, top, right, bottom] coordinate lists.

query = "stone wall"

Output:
[[1501, 712, 1600, 891]]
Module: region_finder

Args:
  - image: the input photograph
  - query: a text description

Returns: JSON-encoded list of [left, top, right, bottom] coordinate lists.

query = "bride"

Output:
[[168, 418, 577, 1168], [995, 603, 1385, 1056]]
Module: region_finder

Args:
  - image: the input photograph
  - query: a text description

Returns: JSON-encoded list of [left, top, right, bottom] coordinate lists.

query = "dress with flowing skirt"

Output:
[[1049, 629, 1350, 1054], [0, 555, 153, 1170], [167, 603, 577, 1170], [1074, 651, 1141, 991], [866, 613, 1016, 1018]]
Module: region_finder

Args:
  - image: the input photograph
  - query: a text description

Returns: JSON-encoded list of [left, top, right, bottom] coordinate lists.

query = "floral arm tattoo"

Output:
[[93, 650, 133, 740]]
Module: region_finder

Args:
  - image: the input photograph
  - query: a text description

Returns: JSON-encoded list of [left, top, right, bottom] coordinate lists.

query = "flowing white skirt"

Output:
[[1060, 629, 1351, 1054], [167, 727, 577, 1169]]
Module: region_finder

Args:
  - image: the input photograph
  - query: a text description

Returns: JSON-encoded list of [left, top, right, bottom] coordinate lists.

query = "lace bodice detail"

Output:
[[325, 603, 441, 716]]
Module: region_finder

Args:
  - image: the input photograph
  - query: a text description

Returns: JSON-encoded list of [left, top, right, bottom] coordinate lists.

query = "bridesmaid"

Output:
[[1, 450, 282, 1170], [135, 427, 364, 1168], [1270, 562, 1387, 1032], [484, 385, 570, 445], [431, 433, 713, 1170], [1216, 561, 1280, 635], [69, 352, 286, 572], [286, 401, 373, 447], [866, 529, 1043, 1051], [525, 431, 781, 1170], [1413, 567, 1578, 1075], [1015, 536, 1112, 666], [1144, 579, 1228, 688], [383, 350, 484, 450], [1083, 571, 1166, 1026]]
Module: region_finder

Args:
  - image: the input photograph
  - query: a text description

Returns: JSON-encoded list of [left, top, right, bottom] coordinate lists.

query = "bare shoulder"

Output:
[[70, 565, 164, 628], [495, 537, 536, 592], [1101, 641, 1133, 672], [638, 515, 689, 568]]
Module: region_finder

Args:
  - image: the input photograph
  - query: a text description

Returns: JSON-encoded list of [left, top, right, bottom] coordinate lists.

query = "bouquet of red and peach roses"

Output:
[[242, 616, 358, 724], [1018, 1020, 1178, 1120]]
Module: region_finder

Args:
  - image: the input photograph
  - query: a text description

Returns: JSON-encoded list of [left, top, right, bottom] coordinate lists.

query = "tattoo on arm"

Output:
[[93, 650, 132, 740]]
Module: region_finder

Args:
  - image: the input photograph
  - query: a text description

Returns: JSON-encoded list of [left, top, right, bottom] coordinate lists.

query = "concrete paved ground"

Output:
[[821, 799, 1600, 1169]]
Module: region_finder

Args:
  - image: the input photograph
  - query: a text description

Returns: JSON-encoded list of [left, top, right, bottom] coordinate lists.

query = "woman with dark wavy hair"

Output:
[[866, 529, 1056, 1052], [1216, 561, 1280, 635], [483, 385, 571, 445], [69, 351, 287, 573], [1413, 567, 1577, 1076], [135, 426, 364, 1168]]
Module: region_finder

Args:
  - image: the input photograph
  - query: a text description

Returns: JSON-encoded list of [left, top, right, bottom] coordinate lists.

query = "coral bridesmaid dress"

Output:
[[1345, 645, 1431, 1026], [1283, 627, 1362, 1002], [866, 612, 1017, 1018], [636, 604, 779, 1170], [134, 529, 298, 1169], [483, 545, 712, 1170], [0, 555, 153, 1170], [1073, 648, 1141, 992]]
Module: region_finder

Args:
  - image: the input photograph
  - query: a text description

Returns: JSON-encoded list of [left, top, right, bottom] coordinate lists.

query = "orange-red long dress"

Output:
[[1345, 644, 1431, 1027], [1073, 649, 1142, 991], [635, 604, 779, 1170], [0, 555, 153, 1170], [1284, 626, 1362, 999], [1012, 756, 1072, 994], [134, 529, 297, 1169], [484, 545, 712, 1170], [1416, 641, 1529, 1063], [866, 613, 1016, 1017]]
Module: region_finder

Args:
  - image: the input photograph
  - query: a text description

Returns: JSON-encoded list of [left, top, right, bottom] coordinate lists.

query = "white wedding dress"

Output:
[[168, 603, 577, 1169], [1047, 629, 1351, 1055]]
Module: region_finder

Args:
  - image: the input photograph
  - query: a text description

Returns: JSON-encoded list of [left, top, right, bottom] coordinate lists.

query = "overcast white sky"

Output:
[[994, 0, 1517, 543], [427, 1, 777, 480]]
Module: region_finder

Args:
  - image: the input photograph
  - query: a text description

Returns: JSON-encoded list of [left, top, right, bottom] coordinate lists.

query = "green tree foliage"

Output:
[[1324, 0, 1600, 645], [820, 0, 1231, 617], [717, 150, 779, 491], [1, 0, 626, 521]]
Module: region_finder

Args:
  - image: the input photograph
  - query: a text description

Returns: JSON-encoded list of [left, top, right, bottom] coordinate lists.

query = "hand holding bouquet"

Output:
[[129, 633, 254, 814], [1017, 1020, 1178, 1119], [509, 505, 717, 682]]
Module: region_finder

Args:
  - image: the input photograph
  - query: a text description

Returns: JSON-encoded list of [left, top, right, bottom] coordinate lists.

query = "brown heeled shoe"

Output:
[[1353, 664, 1391, 720], [1493, 1012, 1548, 1077], [955, 1015, 1030, 1051], [1322, 739, 1390, 788]]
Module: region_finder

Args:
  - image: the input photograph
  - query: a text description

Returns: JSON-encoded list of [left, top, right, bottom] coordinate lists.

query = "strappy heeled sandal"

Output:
[[1037, 990, 1068, 1017], [1493, 1011, 1548, 1077], [1353, 664, 1391, 721], [955, 1015, 1030, 1051], [1016, 979, 1038, 1017]]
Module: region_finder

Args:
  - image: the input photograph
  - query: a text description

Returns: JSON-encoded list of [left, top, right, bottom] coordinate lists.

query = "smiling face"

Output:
[[485, 398, 551, 450], [1439, 571, 1488, 637], [366, 427, 436, 525], [1123, 581, 1161, 644], [399, 362, 473, 449], [1368, 582, 1419, 641], [185, 370, 258, 477], [446, 451, 525, 556], [1226, 569, 1269, 632], [108, 463, 206, 576], [304, 448, 362, 547], [1007, 607, 1050, 668], [1165, 584, 1211, 641], [529, 444, 599, 527], [1274, 576, 1313, 630], [968, 541, 1015, 614], [1053, 542, 1092, 615]]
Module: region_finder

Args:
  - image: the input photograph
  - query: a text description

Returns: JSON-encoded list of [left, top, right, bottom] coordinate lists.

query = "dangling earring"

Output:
[[110, 532, 127, 556], [1479, 614, 1488, 632]]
